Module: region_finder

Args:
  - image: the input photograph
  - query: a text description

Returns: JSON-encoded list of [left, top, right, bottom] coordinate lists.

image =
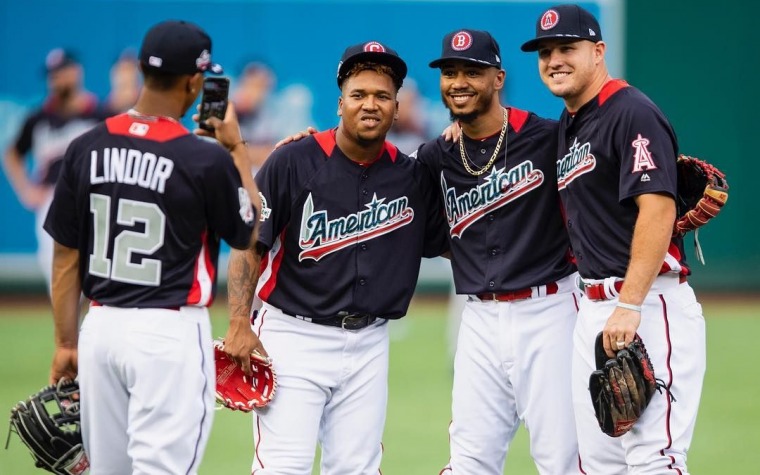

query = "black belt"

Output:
[[298, 312, 379, 330]]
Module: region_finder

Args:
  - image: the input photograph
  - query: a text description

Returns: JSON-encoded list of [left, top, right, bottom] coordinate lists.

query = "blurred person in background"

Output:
[[103, 49, 141, 115], [386, 78, 429, 155], [3, 48, 105, 291], [232, 60, 315, 172]]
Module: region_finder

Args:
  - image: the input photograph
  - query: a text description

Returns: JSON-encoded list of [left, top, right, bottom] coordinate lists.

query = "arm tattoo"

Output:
[[227, 249, 261, 320]]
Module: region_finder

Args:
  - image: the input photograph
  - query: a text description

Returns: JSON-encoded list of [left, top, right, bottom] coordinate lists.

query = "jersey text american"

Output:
[[298, 193, 414, 261], [443, 161, 544, 238], [557, 139, 596, 190]]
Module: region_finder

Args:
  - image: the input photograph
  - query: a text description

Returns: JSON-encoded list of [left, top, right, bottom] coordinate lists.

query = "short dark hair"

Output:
[[140, 61, 185, 91], [340, 62, 402, 92]]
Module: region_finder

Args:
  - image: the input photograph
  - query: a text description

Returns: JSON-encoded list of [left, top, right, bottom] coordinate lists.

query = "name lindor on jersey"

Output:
[[89, 147, 174, 193], [442, 160, 544, 238], [298, 192, 414, 261]]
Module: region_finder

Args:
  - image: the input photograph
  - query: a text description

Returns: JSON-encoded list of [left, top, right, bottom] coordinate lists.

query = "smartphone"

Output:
[[198, 77, 230, 131]]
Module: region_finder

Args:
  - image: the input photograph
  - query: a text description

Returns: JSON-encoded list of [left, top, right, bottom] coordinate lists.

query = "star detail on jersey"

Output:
[[443, 161, 544, 239], [631, 133, 658, 172], [258, 192, 271, 222], [557, 138, 596, 190], [298, 192, 414, 262]]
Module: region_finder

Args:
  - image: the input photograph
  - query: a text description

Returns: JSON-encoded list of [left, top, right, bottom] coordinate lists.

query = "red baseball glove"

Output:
[[213, 339, 276, 412]]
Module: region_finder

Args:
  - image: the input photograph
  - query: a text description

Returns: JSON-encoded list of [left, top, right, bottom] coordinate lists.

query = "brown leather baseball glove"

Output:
[[588, 333, 669, 437], [673, 154, 728, 263]]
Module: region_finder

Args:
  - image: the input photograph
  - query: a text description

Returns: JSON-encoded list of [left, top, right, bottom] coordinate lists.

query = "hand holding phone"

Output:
[[198, 77, 230, 131]]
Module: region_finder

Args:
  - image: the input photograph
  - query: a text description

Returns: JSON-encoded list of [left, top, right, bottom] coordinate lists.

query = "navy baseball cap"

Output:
[[337, 41, 408, 88], [429, 29, 502, 69], [521, 4, 603, 52], [139, 20, 223, 75], [45, 48, 79, 75]]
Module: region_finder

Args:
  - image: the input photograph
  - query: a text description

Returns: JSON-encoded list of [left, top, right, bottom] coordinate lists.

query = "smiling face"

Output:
[[338, 68, 398, 146], [537, 39, 607, 112], [438, 60, 504, 124]]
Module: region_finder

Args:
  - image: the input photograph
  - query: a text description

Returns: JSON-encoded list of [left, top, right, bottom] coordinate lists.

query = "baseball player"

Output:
[[3, 49, 106, 291], [225, 41, 447, 474], [45, 20, 259, 474], [418, 30, 581, 474], [522, 4, 705, 473]]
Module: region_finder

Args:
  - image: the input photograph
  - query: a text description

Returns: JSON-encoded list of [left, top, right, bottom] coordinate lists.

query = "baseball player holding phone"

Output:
[[45, 20, 259, 474]]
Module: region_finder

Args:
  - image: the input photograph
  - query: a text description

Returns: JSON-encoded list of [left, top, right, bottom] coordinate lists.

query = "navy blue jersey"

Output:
[[255, 129, 448, 320], [44, 112, 255, 308], [13, 94, 106, 185], [556, 79, 685, 279], [416, 107, 575, 294]]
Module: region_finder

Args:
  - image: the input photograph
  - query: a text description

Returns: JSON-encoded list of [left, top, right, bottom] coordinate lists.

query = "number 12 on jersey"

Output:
[[89, 193, 166, 286]]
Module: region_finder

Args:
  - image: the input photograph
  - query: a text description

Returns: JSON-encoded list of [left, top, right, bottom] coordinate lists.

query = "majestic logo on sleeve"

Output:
[[557, 138, 596, 190], [443, 161, 543, 238], [298, 193, 414, 261], [631, 133, 658, 172]]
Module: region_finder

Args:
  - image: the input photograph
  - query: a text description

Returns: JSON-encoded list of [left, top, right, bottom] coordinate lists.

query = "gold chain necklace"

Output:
[[459, 108, 509, 176]]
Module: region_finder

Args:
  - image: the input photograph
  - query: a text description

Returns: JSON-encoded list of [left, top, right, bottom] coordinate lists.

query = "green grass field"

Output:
[[1, 296, 759, 474]]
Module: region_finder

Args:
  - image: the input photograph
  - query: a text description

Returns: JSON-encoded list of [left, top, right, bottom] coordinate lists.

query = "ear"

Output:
[[494, 69, 506, 91], [394, 100, 399, 120], [337, 96, 343, 117], [594, 41, 607, 64], [189, 72, 204, 94]]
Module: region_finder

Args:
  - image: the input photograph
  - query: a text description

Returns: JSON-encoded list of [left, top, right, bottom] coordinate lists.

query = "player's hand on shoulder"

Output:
[[273, 126, 318, 150], [192, 103, 245, 152], [442, 122, 461, 143]]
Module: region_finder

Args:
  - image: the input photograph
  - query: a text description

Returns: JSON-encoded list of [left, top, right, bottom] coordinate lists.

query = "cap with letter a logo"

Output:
[[336, 40, 408, 88], [429, 29, 502, 69], [521, 4, 603, 52]]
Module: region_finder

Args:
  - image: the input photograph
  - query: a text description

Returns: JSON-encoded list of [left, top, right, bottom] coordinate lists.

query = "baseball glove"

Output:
[[588, 333, 668, 437], [214, 338, 276, 412], [7, 379, 89, 475], [674, 154, 728, 263]]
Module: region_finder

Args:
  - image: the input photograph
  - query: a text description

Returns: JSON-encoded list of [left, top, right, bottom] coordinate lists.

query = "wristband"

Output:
[[228, 140, 247, 152], [617, 302, 642, 312]]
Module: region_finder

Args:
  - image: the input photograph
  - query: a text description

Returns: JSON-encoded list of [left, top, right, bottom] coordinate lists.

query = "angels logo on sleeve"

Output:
[[298, 192, 414, 261], [630, 134, 658, 172]]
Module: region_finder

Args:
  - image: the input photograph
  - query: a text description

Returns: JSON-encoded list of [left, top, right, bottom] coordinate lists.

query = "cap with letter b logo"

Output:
[[429, 29, 501, 69]]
